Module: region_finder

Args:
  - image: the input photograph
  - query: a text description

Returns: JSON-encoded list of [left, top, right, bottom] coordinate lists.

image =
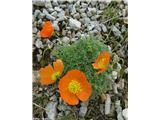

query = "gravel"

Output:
[[45, 102, 58, 120], [105, 94, 111, 115], [62, 36, 70, 43], [35, 39, 43, 49], [79, 102, 88, 117], [33, 0, 46, 6], [52, 0, 58, 6], [117, 112, 124, 120], [100, 24, 107, 32], [122, 108, 128, 120], [69, 18, 81, 30], [33, 1, 128, 119]]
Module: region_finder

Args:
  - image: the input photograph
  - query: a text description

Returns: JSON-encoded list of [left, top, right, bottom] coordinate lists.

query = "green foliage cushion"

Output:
[[52, 37, 112, 99]]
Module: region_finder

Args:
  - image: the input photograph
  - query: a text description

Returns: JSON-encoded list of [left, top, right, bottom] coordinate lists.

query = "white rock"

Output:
[[33, 27, 38, 34], [88, 8, 97, 14], [106, 0, 112, 3], [100, 104, 104, 114], [88, 24, 94, 31], [91, 16, 97, 21], [81, 3, 88, 8], [46, 102, 57, 120], [83, 17, 90, 24], [79, 8, 86, 13], [91, 1, 96, 6], [81, 13, 87, 18], [57, 11, 65, 18], [101, 24, 107, 32], [62, 37, 70, 43], [45, 1, 52, 8], [37, 54, 42, 62], [52, 0, 58, 6], [108, 45, 112, 53], [87, 11, 92, 17], [112, 71, 118, 80], [75, 32, 81, 37], [115, 100, 122, 114], [48, 8, 54, 13], [79, 102, 88, 117], [89, 29, 99, 35], [113, 83, 118, 94], [117, 79, 125, 90], [74, 0, 80, 5], [37, 19, 42, 26], [69, 18, 81, 30], [122, 108, 128, 120], [99, 4, 105, 10], [70, 5, 76, 14], [95, 25, 101, 32], [97, 10, 103, 14], [32, 71, 40, 83], [73, 13, 80, 19], [51, 11, 57, 17], [95, 15, 100, 19], [33, 0, 46, 6], [34, 9, 41, 18], [123, 0, 128, 4], [115, 100, 121, 108], [60, 4, 67, 9], [46, 40, 53, 48], [54, 7, 62, 12], [117, 112, 124, 120], [111, 26, 121, 37], [62, 30, 67, 36], [35, 39, 43, 48], [38, 13, 45, 19], [43, 8, 49, 15], [105, 94, 111, 115], [53, 21, 59, 31], [46, 14, 55, 21]]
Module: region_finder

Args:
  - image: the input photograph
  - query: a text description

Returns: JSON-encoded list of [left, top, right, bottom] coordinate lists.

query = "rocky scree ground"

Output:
[[32, 0, 128, 120]]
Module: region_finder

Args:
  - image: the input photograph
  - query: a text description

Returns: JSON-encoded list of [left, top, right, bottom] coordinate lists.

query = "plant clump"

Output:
[[52, 37, 113, 99]]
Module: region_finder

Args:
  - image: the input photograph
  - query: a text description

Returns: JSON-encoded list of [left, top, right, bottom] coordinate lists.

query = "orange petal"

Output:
[[93, 51, 110, 73], [92, 63, 99, 69], [39, 64, 55, 85], [59, 89, 79, 105], [58, 73, 79, 105], [53, 59, 64, 74], [58, 69, 92, 105], [63, 69, 92, 102], [64, 69, 87, 82], [96, 69, 106, 75], [40, 21, 54, 38], [76, 81, 92, 102]]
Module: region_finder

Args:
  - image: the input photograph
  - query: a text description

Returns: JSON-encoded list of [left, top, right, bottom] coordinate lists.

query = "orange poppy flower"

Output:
[[39, 59, 64, 85], [40, 21, 54, 38], [58, 69, 92, 105], [92, 51, 110, 74]]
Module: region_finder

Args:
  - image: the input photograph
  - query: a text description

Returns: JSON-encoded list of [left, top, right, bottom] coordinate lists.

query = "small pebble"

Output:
[[117, 112, 124, 120], [79, 102, 88, 117], [62, 37, 70, 43], [33, 0, 46, 6], [101, 24, 107, 32], [105, 94, 111, 115], [122, 108, 128, 120], [45, 102, 57, 120], [69, 18, 81, 30]]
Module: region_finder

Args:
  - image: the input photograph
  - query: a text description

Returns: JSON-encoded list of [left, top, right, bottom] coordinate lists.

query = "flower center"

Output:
[[68, 80, 81, 94], [98, 58, 106, 69], [51, 72, 60, 81]]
